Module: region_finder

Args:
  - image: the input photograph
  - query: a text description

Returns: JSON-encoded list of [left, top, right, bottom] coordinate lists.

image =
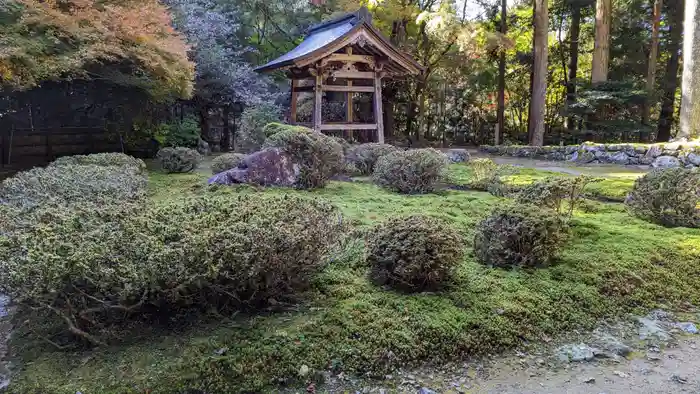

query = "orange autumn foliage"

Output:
[[0, 0, 194, 99]]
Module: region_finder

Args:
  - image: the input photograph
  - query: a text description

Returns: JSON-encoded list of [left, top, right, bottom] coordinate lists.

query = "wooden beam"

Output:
[[374, 72, 385, 143], [320, 53, 376, 69], [322, 85, 374, 93], [330, 53, 375, 63], [329, 70, 375, 79], [290, 79, 298, 124], [314, 70, 323, 132], [320, 123, 377, 131], [293, 85, 315, 93]]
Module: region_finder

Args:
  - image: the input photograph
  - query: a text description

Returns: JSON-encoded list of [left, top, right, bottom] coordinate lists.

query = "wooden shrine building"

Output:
[[254, 7, 423, 143]]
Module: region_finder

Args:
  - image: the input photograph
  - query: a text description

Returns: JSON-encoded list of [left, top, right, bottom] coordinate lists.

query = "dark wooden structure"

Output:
[[255, 7, 423, 142]]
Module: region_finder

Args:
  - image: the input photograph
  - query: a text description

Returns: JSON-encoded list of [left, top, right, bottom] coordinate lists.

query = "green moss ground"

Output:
[[8, 164, 700, 393], [447, 164, 639, 201]]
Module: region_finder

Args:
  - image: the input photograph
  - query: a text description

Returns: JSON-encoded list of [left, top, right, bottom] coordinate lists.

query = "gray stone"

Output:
[[208, 148, 300, 187], [637, 316, 673, 341], [610, 151, 630, 165], [675, 322, 699, 334], [418, 388, 437, 394], [556, 344, 597, 362], [580, 377, 596, 384], [594, 150, 606, 159], [592, 333, 632, 357], [652, 156, 682, 169], [629, 157, 640, 165], [544, 152, 567, 161], [688, 152, 700, 166], [671, 374, 688, 384], [646, 145, 664, 158], [647, 352, 662, 361], [570, 150, 596, 164], [662, 149, 680, 157], [635, 146, 648, 154], [197, 138, 211, 156], [581, 143, 605, 152], [639, 156, 655, 165], [445, 149, 471, 163]]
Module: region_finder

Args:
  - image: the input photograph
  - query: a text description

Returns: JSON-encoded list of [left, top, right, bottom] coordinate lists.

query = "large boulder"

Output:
[[651, 155, 681, 169], [444, 149, 471, 163], [208, 148, 300, 187]]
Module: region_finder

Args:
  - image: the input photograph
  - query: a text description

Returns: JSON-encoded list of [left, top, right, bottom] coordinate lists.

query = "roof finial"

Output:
[[358, 6, 372, 24]]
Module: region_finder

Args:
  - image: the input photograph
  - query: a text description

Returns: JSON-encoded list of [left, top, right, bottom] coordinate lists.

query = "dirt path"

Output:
[[467, 149, 649, 178], [469, 337, 700, 394], [313, 310, 700, 394]]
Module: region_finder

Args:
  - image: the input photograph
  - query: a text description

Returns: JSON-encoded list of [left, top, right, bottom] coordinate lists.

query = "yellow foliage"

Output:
[[0, 0, 194, 99]]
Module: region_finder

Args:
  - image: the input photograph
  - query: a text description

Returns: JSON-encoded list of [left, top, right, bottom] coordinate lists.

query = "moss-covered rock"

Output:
[[263, 124, 343, 189]]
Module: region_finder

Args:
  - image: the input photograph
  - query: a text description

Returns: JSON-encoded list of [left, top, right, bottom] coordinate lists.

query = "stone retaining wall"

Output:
[[479, 142, 700, 168]]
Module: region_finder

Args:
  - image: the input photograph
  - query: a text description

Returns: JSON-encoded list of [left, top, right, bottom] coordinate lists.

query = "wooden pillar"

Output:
[[373, 72, 385, 143], [290, 79, 298, 125], [346, 80, 353, 140], [345, 47, 353, 140], [314, 69, 323, 132]]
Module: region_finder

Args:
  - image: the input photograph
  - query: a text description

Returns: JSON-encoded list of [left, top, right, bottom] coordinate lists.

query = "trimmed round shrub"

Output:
[[515, 175, 595, 220], [467, 158, 516, 191], [372, 148, 449, 194], [367, 215, 463, 292], [261, 122, 309, 139], [237, 104, 281, 153], [263, 124, 344, 189], [330, 136, 352, 155], [625, 168, 700, 228], [473, 204, 568, 268], [0, 194, 343, 345], [347, 143, 399, 175], [156, 147, 201, 173], [0, 164, 147, 210], [211, 153, 246, 174], [50, 152, 147, 173]]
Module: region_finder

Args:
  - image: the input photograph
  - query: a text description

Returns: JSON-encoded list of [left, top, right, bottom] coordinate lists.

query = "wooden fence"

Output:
[[0, 126, 123, 174]]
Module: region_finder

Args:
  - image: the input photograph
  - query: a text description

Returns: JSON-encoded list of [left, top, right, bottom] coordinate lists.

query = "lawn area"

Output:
[[9, 164, 700, 394], [447, 164, 640, 202]]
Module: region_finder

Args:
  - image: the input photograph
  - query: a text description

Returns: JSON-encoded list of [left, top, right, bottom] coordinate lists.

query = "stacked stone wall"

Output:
[[479, 142, 700, 168]]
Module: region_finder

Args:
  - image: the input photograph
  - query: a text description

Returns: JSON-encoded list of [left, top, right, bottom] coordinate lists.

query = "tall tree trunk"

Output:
[[643, 0, 663, 125], [199, 107, 210, 142], [527, 0, 536, 142], [221, 105, 231, 152], [680, 0, 700, 139], [567, 4, 581, 129], [496, 0, 507, 145], [591, 0, 612, 83], [529, 0, 548, 146], [657, 0, 684, 141]]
